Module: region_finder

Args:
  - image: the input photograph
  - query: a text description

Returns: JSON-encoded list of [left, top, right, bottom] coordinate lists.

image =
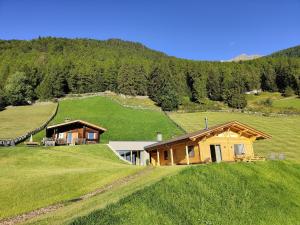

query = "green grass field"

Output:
[[0, 102, 57, 139], [35, 96, 183, 142], [0, 145, 141, 220], [25, 166, 183, 225], [246, 92, 300, 113], [70, 161, 300, 225], [169, 111, 300, 161], [273, 97, 300, 110]]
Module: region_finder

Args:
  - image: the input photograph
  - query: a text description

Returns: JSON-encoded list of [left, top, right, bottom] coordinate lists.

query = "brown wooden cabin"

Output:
[[145, 121, 271, 166], [45, 120, 107, 145]]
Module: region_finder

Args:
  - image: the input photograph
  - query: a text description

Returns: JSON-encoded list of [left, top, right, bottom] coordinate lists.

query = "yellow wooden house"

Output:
[[145, 121, 271, 166]]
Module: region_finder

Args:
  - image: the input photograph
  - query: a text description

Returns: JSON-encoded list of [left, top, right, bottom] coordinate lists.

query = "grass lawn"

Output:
[[108, 95, 161, 111], [246, 92, 300, 113], [25, 166, 183, 225], [70, 161, 300, 225], [169, 112, 300, 161], [273, 97, 300, 110], [0, 144, 141, 220], [35, 96, 183, 142], [0, 102, 57, 139]]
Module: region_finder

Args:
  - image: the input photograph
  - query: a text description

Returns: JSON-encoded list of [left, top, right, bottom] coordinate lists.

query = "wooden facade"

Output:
[[45, 120, 106, 145], [145, 121, 271, 166]]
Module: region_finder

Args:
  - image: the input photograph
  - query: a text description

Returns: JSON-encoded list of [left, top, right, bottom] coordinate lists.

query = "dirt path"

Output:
[[0, 167, 154, 225]]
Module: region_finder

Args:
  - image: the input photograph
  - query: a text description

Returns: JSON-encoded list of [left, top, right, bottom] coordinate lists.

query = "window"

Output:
[[67, 132, 72, 144], [58, 133, 64, 139], [188, 146, 195, 158], [164, 150, 169, 160], [88, 132, 95, 139], [234, 144, 245, 155]]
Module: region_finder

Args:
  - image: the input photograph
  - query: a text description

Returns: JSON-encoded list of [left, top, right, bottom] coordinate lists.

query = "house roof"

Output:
[[145, 121, 271, 151], [108, 141, 157, 151], [47, 120, 107, 131]]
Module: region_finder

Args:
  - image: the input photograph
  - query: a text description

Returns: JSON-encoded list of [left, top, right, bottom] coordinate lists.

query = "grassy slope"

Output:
[[25, 166, 183, 225], [169, 112, 300, 161], [273, 97, 300, 110], [35, 96, 183, 142], [0, 145, 141, 219], [70, 162, 300, 225], [246, 92, 300, 113], [0, 102, 57, 139]]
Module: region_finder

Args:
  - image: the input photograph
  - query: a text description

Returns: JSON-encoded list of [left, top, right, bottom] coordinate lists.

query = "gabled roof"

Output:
[[108, 141, 157, 151], [47, 120, 107, 131], [145, 121, 271, 151]]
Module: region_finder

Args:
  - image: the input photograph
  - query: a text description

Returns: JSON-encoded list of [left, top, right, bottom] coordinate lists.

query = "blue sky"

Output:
[[0, 0, 299, 60]]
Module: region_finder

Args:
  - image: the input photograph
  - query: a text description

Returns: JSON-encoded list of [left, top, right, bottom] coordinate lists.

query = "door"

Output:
[[67, 132, 72, 144], [210, 144, 222, 163], [215, 145, 222, 163]]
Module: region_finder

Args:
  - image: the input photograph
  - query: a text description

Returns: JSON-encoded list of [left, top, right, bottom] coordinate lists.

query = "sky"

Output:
[[0, 0, 299, 61]]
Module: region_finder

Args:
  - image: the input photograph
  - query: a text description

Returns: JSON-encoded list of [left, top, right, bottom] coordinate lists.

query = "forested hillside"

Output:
[[269, 45, 300, 58], [0, 37, 299, 110]]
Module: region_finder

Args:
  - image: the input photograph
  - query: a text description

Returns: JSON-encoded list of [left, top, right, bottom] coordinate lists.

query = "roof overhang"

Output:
[[46, 120, 107, 132], [145, 121, 271, 151]]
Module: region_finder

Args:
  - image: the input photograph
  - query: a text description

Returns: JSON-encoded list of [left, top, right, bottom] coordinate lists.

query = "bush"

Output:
[[283, 86, 294, 97], [260, 98, 273, 107], [0, 89, 6, 110], [4, 71, 35, 105], [227, 92, 247, 109]]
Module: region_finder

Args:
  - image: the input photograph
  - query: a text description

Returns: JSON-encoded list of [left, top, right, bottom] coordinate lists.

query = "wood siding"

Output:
[[150, 130, 255, 166]]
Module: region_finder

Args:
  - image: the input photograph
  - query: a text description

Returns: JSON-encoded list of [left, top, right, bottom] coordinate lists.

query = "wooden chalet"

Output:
[[145, 121, 271, 166], [45, 120, 107, 145]]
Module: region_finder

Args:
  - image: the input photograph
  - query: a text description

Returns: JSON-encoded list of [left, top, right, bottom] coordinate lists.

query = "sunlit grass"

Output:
[[0, 102, 57, 139], [169, 111, 300, 161]]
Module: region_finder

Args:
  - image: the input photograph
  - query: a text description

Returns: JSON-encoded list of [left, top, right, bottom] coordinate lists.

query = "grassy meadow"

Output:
[[0, 144, 141, 220], [246, 92, 300, 113], [70, 161, 300, 225], [0, 102, 57, 139], [169, 111, 300, 161], [35, 96, 183, 142], [25, 166, 183, 225]]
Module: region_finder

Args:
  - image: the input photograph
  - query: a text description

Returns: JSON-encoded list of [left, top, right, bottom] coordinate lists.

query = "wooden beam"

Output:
[[170, 148, 174, 166], [185, 145, 190, 165], [130, 151, 133, 164], [157, 149, 160, 166]]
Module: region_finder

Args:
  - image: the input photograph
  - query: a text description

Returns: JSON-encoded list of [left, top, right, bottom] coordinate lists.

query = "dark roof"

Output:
[[47, 120, 107, 131], [145, 120, 271, 150]]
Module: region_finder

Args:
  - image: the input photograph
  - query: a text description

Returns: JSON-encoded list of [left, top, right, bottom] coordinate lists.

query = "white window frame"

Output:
[[234, 144, 246, 155], [58, 133, 64, 139], [88, 132, 95, 140]]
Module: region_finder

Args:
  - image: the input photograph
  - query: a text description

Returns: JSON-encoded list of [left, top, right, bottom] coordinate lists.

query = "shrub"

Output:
[[260, 98, 273, 107], [227, 92, 247, 109], [4, 71, 35, 105], [283, 86, 294, 97]]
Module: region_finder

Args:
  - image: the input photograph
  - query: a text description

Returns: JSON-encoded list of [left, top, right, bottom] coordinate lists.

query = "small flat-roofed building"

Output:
[[145, 121, 271, 166], [45, 120, 107, 145], [108, 141, 157, 165]]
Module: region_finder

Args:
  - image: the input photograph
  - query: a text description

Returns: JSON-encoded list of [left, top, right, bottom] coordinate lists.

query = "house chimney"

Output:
[[204, 117, 208, 130], [157, 132, 162, 142]]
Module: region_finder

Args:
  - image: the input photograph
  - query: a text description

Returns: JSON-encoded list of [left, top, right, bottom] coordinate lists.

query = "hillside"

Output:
[[228, 53, 261, 61], [169, 111, 300, 161], [0, 102, 57, 139], [269, 45, 300, 57], [35, 96, 184, 142], [0, 37, 299, 111], [70, 161, 300, 225], [0, 144, 141, 220]]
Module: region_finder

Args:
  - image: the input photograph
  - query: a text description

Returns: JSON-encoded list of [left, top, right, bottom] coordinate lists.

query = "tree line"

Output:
[[0, 37, 299, 111]]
